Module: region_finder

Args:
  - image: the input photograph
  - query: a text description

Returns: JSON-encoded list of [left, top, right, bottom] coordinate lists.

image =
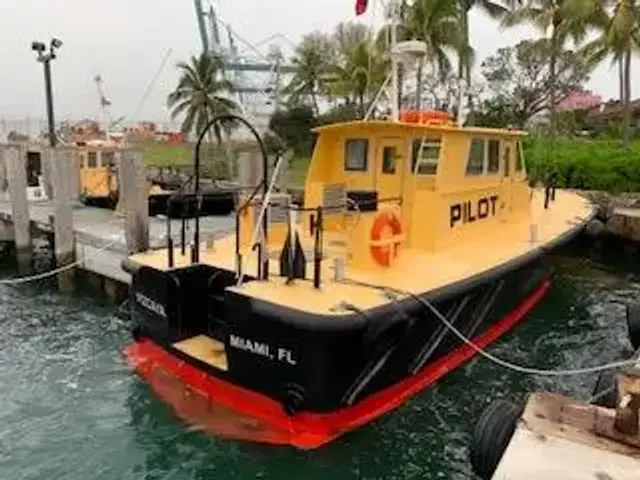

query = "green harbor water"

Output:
[[1, 240, 638, 480]]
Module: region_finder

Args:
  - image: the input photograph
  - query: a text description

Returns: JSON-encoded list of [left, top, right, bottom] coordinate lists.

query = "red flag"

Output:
[[355, 0, 368, 15]]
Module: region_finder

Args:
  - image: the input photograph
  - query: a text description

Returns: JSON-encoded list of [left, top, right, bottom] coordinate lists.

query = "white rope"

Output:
[[0, 217, 126, 285], [0, 236, 120, 285], [341, 278, 640, 376]]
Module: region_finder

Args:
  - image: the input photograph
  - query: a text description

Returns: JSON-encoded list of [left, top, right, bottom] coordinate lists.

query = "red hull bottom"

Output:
[[123, 278, 551, 449]]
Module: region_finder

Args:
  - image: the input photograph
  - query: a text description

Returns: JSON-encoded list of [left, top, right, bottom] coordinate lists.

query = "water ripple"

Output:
[[2, 244, 640, 479]]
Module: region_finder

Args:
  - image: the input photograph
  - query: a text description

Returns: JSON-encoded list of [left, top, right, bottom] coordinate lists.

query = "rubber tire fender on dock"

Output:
[[469, 399, 522, 480], [590, 369, 619, 409], [626, 302, 640, 351]]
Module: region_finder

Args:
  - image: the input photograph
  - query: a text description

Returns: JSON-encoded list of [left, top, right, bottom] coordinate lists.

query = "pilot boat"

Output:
[[121, 6, 597, 449], [121, 107, 595, 448]]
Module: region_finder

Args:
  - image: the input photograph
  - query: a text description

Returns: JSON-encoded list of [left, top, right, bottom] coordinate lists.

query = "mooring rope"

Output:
[[0, 236, 121, 285], [338, 278, 640, 377]]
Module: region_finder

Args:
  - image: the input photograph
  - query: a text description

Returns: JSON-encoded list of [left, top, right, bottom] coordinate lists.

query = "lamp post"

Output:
[[31, 38, 62, 147]]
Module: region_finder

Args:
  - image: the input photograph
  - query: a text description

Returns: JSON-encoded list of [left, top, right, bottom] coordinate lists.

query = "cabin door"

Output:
[[501, 141, 514, 215], [375, 138, 405, 200]]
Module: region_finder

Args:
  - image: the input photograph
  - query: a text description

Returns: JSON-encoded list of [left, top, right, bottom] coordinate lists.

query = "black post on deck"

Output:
[[313, 206, 323, 289], [192, 114, 270, 274]]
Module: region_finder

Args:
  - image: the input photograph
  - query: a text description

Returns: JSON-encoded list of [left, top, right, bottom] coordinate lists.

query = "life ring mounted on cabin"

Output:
[[399, 109, 454, 126], [370, 209, 404, 267]]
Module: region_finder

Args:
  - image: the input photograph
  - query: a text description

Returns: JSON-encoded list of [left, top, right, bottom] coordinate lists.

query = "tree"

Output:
[[166, 53, 239, 180], [166, 52, 238, 141], [323, 22, 388, 115], [402, 0, 461, 109], [285, 32, 335, 114], [268, 105, 317, 158], [480, 39, 590, 127], [580, 0, 640, 146], [502, 0, 605, 135], [457, 0, 511, 124]]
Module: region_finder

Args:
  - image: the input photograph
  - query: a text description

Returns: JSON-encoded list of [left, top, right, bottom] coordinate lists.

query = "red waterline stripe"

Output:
[[124, 277, 551, 449]]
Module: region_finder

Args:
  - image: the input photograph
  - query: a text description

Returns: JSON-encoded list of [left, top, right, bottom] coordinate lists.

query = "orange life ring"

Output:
[[369, 210, 404, 267], [399, 109, 453, 125]]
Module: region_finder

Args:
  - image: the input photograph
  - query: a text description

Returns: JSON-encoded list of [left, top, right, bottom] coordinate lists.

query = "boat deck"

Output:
[[129, 189, 595, 315], [173, 335, 228, 371]]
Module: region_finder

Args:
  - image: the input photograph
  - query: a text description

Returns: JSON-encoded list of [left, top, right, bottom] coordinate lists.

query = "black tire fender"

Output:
[[626, 302, 640, 351], [591, 369, 618, 409], [470, 399, 522, 480]]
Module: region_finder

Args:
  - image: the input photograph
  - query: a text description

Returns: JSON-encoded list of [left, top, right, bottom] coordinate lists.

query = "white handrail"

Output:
[[236, 153, 286, 287]]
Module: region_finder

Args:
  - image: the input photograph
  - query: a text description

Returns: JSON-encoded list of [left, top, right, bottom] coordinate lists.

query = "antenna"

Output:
[[94, 74, 113, 137], [388, 0, 400, 121], [384, 0, 427, 122]]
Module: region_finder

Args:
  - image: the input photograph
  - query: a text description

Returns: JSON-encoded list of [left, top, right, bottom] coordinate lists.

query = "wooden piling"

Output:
[[119, 149, 149, 253], [3, 143, 32, 272], [50, 147, 76, 293]]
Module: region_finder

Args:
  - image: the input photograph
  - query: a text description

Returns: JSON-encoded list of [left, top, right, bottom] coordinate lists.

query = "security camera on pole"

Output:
[[31, 38, 62, 147]]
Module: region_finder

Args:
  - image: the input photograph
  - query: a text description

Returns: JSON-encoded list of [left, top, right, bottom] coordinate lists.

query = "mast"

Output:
[[194, 0, 210, 54], [389, 0, 400, 122]]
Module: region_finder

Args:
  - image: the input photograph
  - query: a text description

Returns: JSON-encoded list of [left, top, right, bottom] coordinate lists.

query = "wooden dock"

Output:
[[471, 358, 640, 479], [490, 390, 640, 479], [0, 142, 234, 298], [0, 198, 233, 283]]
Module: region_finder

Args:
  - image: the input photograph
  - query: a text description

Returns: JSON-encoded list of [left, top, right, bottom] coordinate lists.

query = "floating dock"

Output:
[[489, 389, 640, 479], [470, 310, 640, 480], [0, 199, 233, 284]]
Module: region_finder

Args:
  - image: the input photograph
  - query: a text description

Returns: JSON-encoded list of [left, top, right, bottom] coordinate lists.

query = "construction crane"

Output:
[[94, 74, 125, 137], [192, 0, 297, 131], [94, 74, 112, 137]]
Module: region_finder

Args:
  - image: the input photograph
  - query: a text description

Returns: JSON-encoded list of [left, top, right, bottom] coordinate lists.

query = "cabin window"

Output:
[[487, 140, 500, 174], [102, 151, 115, 167], [515, 141, 524, 172], [344, 139, 368, 171], [504, 146, 511, 177], [411, 138, 440, 175], [466, 138, 485, 175], [381, 146, 396, 174], [87, 152, 97, 168]]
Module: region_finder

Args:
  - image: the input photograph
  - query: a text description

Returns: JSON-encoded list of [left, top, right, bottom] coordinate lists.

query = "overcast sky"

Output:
[[0, 0, 624, 130]]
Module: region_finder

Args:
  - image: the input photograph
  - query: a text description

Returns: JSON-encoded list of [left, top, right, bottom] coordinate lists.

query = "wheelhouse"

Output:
[[298, 118, 529, 265]]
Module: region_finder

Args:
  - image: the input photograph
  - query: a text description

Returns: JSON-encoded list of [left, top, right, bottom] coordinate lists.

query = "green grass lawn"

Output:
[[139, 142, 192, 167], [139, 141, 311, 187]]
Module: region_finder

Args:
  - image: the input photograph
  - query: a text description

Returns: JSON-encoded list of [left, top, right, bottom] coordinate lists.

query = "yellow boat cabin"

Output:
[[298, 115, 532, 267]]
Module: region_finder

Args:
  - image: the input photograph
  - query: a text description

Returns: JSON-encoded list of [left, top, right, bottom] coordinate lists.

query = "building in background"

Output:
[[557, 89, 603, 111]]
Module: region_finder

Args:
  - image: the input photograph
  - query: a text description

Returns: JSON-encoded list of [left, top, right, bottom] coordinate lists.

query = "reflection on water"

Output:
[[0, 241, 639, 479]]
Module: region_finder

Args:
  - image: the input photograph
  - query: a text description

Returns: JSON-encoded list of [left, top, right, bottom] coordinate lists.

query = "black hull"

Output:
[[80, 190, 236, 217], [129, 252, 553, 415]]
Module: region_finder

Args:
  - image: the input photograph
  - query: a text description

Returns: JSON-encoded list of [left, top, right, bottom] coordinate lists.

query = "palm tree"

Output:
[[285, 32, 335, 114], [581, 0, 640, 146], [412, 0, 462, 108], [166, 52, 238, 142], [324, 22, 388, 114], [502, 0, 604, 136], [382, 0, 460, 109], [458, 0, 512, 124], [167, 53, 239, 179]]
